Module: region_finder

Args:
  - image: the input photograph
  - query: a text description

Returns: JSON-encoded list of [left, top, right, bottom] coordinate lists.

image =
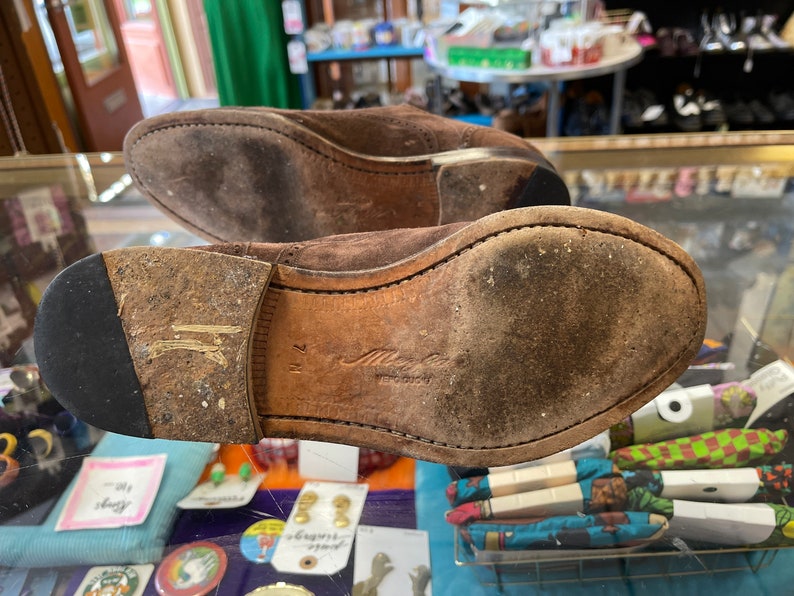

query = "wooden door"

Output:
[[112, 0, 177, 99], [183, 0, 216, 96], [45, 0, 143, 151]]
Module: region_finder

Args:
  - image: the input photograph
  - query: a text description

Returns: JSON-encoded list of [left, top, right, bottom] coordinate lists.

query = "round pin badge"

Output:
[[245, 583, 315, 596], [155, 541, 227, 596], [79, 565, 145, 596], [240, 519, 285, 564]]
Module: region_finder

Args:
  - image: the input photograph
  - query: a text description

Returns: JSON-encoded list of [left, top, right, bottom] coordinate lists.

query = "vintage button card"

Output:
[[271, 481, 368, 575], [55, 454, 167, 531]]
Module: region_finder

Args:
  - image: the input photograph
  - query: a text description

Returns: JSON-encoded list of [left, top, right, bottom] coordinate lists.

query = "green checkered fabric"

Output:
[[611, 428, 788, 470]]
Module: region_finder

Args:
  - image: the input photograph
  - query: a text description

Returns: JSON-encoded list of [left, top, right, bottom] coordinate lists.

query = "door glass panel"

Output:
[[125, 0, 154, 20], [64, 0, 120, 85]]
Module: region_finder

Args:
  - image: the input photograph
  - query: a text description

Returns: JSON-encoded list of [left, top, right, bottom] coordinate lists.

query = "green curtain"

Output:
[[203, 0, 302, 108]]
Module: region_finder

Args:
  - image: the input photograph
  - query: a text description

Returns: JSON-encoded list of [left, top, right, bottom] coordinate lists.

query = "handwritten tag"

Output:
[[177, 472, 264, 509], [55, 454, 167, 531], [745, 360, 794, 428]]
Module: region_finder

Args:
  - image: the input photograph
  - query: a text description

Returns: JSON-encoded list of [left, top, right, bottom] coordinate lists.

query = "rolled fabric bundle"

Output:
[[611, 428, 788, 470], [622, 466, 775, 503], [446, 474, 627, 525], [445, 458, 619, 507], [459, 511, 669, 552], [609, 382, 757, 449]]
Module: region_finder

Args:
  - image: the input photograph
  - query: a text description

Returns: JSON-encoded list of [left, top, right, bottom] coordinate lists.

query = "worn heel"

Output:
[[36, 247, 274, 444]]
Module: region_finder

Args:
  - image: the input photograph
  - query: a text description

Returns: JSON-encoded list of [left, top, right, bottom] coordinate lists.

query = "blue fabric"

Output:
[[461, 511, 665, 552], [0, 433, 213, 567]]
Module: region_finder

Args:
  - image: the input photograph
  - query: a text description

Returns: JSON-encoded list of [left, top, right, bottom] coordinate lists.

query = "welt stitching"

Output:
[[130, 123, 436, 180], [263, 414, 489, 449], [273, 222, 704, 300]]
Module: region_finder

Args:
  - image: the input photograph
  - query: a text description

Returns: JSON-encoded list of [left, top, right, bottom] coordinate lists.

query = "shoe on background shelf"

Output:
[[714, 11, 746, 51], [656, 27, 676, 56], [622, 90, 644, 128], [625, 11, 657, 48], [695, 89, 727, 127], [742, 15, 773, 50], [723, 95, 756, 126], [748, 98, 776, 124], [768, 89, 794, 121], [672, 84, 702, 132], [635, 89, 669, 127], [564, 90, 609, 136], [33, 206, 708, 466], [699, 12, 723, 52], [760, 14, 791, 48], [622, 89, 668, 129], [674, 28, 700, 56], [124, 105, 570, 244]]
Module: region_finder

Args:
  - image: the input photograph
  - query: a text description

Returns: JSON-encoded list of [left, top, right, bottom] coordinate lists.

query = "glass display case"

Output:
[[1, 130, 794, 594]]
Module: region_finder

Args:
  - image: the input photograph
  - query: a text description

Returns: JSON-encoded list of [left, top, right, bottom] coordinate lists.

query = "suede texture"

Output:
[[124, 105, 570, 243], [259, 104, 543, 156]]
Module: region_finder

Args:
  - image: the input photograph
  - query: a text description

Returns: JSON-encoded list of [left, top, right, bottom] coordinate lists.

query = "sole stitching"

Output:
[[272, 222, 704, 297]]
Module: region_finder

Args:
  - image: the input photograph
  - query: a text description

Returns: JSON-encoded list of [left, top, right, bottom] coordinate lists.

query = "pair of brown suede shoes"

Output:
[[34, 106, 707, 467]]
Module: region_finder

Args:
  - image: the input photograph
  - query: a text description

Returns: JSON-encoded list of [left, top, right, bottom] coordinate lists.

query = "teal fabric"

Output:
[[0, 433, 213, 567], [203, 0, 303, 108], [460, 511, 666, 552]]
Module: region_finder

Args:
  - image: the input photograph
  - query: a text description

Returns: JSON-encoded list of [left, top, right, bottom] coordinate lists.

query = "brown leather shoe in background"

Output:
[[34, 206, 706, 467], [124, 105, 570, 243]]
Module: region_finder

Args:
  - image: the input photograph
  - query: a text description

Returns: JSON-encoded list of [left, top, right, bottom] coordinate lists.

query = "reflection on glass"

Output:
[[65, 0, 120, 85], [34, 0, 62, 73]]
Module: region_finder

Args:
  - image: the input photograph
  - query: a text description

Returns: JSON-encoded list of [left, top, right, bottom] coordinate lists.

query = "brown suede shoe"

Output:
[[123, 105, 570, 243], [34, 206, 706, 466]]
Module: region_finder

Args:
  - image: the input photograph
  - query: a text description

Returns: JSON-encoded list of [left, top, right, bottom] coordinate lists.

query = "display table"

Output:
[[425, 40, 644, 136]]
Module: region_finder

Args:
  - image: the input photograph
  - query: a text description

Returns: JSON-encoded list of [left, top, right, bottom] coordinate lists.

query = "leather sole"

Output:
[[34, 207, 706, 466], [124, 109, 570, 243]]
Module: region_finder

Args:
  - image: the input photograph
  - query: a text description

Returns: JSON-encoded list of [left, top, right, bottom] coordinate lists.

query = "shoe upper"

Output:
[[232, 104, 543, 157], [192, 220, 470, 273], [123, 105, 567, 244]]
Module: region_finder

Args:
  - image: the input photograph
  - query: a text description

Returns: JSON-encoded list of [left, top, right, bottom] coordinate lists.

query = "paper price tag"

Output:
[[287, 40, 308, 74], [745, 360, 794, 428], [282, 0, 304, 34]]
